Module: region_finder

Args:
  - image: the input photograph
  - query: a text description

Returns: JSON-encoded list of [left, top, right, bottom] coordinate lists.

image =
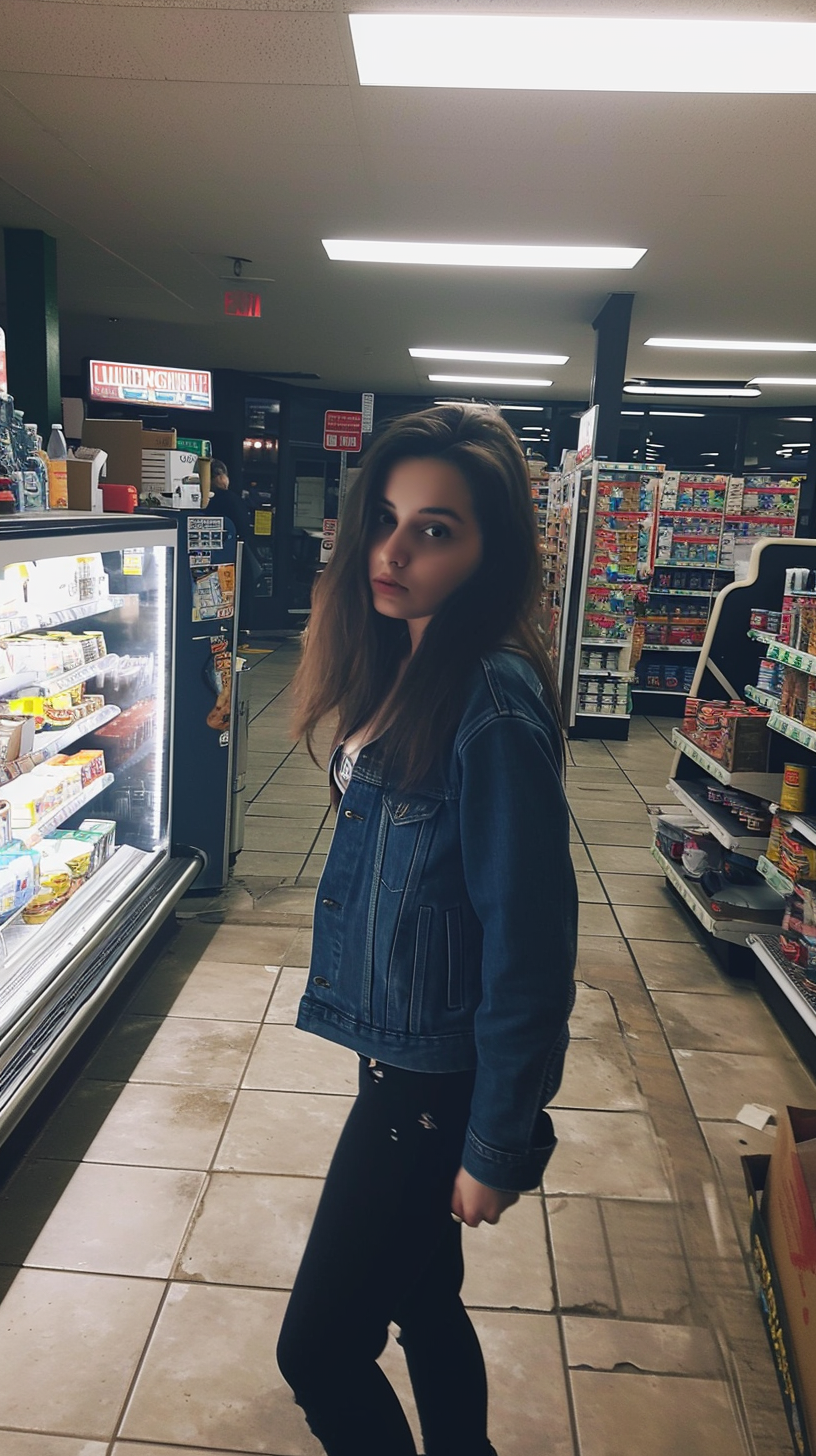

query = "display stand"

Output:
[[658, 538, 816, 1073]]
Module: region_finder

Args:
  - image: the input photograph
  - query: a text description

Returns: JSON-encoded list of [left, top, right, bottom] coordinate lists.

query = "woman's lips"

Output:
[[371, 577, 408, 594]]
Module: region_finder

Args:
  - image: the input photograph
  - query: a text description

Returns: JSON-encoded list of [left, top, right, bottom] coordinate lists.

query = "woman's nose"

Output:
[[385, 531, 408, 567]]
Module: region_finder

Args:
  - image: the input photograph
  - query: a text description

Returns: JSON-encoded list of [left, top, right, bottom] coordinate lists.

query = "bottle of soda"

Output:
[[46, 423, 69, 509]]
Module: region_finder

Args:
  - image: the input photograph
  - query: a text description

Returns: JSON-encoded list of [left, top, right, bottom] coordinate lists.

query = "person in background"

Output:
[[276, 404, 577, 1456], [209, 459, 262, 634]]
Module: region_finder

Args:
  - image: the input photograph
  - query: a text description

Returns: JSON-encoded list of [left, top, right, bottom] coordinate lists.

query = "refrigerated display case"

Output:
[[0, 513, 201, 1143]]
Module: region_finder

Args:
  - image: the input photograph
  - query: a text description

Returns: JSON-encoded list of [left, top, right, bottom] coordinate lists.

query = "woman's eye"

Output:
[[423, 522, 450, 540], [376, 510, 395, 526]]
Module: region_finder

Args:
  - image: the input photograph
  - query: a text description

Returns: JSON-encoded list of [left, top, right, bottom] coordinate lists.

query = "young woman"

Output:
[[277, 405, 577, 1456]]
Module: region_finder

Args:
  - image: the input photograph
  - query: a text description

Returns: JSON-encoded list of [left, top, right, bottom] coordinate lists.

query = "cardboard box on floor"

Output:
[[765, 1107, 816, 1452]]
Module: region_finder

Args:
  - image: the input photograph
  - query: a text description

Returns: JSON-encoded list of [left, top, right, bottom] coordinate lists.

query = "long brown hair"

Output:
[[291, 404, 563, 788]]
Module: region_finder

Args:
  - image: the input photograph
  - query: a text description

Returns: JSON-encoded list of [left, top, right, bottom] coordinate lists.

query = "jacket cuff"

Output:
[[462, 1124, 558, 1194]]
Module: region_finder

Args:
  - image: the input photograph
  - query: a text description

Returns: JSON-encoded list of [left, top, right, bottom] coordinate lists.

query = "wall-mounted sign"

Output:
[[576, 404, 599, 465], [224, 290, 261, 318], [89, 360, 213, 412], [361, 393, 374, 434], [324, 410, 363, 452]]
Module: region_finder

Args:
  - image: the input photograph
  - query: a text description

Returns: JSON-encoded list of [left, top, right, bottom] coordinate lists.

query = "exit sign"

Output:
[[324, 410, 363, 452], [224, 290, 261, 318]]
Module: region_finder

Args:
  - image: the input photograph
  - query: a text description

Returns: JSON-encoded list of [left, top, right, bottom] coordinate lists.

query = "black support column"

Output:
[[589, 293, 634, 461], [3, 229, 61, 434]]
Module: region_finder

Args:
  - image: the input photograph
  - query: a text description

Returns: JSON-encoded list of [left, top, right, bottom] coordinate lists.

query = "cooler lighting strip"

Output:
[[349, 14, 816, 94], [323, 240, 646, 270], [429, 374, 553, 387]]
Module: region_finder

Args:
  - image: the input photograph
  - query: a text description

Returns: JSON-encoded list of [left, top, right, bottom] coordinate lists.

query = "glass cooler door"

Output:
[[0, 517, 199, 1140]]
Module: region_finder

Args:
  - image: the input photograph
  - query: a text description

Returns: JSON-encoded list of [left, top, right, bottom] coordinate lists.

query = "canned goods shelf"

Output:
[[671, 729, 783, 797], [747, 630, 780, 647], [767, 711, 816, 755], [757, 855, 794, 899]]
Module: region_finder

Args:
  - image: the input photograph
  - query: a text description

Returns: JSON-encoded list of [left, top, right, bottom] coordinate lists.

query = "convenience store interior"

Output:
[[3, 4, 816, 1455]]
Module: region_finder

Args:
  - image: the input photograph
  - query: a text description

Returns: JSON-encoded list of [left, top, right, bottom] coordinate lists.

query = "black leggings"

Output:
[[277, 1056, 497, 1456]]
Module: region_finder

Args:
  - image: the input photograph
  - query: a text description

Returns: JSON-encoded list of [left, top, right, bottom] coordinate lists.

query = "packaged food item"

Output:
[[0, 713, 34, 762], [68, 749, 106, 784], [78, 818, 116, 865], [22, 865, 72, 922], [779, 830, 816, 884], [780, 762, 809, 813]]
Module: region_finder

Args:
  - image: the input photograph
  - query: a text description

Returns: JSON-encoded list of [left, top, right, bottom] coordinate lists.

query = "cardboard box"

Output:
[[764, 1108, 816, 1452], [66, 450, 106, 513], [142, 428, 177, 450], [81, 419, 143, 489], [743, 1154, 812, 1456]]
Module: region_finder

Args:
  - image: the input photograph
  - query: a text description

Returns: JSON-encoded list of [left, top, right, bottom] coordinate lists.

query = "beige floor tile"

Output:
[[461, 1196, 554, 1311], [248, 802, 327, 826], [5, 1161, 204, 1277], [578, 902, 620, 937], [243, 822, 319, 854], [571, 984, 620, 1039], [287, 927, 313, 963], [84, 1016, 257, 1088], [614, 904, 699, 942], [265, 966, 309, 1023], [570, 1371, 746, 1456], [568, 784, 643, 807], [551, 1036, 644, 1112], [0, 1439, 108, 1456], [215, 1090, 353, 1176], [234, 851, 306, 878], [567, 767, 630, 786], [569, 743, 616, 765], [243, 1024, 358, 1095], [35, 1080, 234, 1170], [601, 1201, 692, 1322], [601, 874, 677, 908], [377, 1310, 574, 1456], [563, 1315, 722, 1375], [673, 1048, 816, 1121], [200, 923, 300, 965], [546, 1196, 617, 1313], [576, 935, 637, 982], [654, 989, 797, 1056], [545, 1111, 671, 1199], [176, 1172, 322, 1288], [576, 820, 654, 847], [129, 960, 278, 1022], [575, 872, 607, 904], [569, 844, 593, 874], [574, 798, 645, 823], [251, 785, 331, 806], [632, 784, 673, 801], [628, 938, 732, 993], [120, 1282, 321, 1454], [0, 1268, 163, 1439], [589, 846, 663, 875]]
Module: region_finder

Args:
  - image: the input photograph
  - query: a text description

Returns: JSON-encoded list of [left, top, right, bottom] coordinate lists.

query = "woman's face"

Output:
[[368, 457, 483, 639]]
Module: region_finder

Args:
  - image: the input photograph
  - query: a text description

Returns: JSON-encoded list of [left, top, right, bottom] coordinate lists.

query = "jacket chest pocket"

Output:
[[379, 792, 442, 893]]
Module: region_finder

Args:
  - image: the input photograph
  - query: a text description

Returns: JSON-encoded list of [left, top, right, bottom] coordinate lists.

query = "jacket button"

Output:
[[321, 897, 339, 909], [313, 976, 331, 988], [344, 808, 363, 821]]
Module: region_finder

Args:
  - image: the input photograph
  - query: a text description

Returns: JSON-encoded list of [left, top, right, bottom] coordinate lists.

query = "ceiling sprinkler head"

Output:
[[228, 256, 252, 279]]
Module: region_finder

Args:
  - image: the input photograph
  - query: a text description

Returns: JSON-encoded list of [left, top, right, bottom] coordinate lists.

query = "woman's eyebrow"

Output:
[[378, 496, 464, 524]]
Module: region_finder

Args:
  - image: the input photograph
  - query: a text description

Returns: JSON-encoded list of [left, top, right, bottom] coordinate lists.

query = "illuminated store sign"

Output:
[[89, 360, 213, 412]]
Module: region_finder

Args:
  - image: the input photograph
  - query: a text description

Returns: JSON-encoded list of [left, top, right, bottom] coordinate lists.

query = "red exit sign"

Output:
[[224, 290, 261, 318], [324, 410, 363, 452]]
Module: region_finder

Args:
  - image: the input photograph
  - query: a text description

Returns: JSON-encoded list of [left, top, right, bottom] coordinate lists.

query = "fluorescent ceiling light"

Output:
[[429, 374, 553, 387], [750, 377, 816, 386], [647, 443, 665, 448], [621, 410, 645, 416], [783, 442, 810, 448], [411, 347, 568, 365], [323, 240, 645, 269], [650, 410, 706, 418], [646, 337, 816, 351], [349, 14, 816, 93], [784, 416, 813, 421], [498, 405, 544, 413], [624, 384, 761, 398]]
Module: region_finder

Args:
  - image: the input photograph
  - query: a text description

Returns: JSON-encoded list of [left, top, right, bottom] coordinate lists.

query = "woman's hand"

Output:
[[451, 1167, 520, 1228]]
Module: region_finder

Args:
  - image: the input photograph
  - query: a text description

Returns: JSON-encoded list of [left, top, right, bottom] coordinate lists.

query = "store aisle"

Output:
[[0, 644, 812, 1456]]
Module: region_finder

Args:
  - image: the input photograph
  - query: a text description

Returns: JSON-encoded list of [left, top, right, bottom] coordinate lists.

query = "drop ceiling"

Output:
[[1, 0, 815, 403]]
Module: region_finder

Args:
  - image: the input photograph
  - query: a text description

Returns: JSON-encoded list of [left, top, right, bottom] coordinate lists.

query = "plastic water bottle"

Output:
[[46, 423, 68, 509], [23, 423, 49, 511]]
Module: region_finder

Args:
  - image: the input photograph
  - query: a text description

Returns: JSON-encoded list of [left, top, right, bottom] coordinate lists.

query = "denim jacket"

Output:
[[296, 648, 577, 1192]]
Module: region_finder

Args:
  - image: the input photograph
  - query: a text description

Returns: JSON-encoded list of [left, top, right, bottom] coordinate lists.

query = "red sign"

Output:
[[89, 359, 212, 411], [324, 410, 363, 452], [224, 290, 261, 319]]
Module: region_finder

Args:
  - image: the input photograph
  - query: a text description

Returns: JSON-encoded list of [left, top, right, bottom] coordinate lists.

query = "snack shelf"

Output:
[[660, 510, 723, 519], [745, 685, 780, 711], [649, 589, 712, 598], [748, 934, 816, 1038], [632, 688, 687, 697], [581, 638, 628, 648], [0, 595, 125, 639], [769, 805, 816, 848], [668, 779, 766, 854], [767, 641, 816, 675], [665, 563, 733, 572], [575, 710, 630, 720], [767, 711, 816, 755], [757, 854, 794, 898], [578, 669, 634, 680], [651, 843, 781, 943], [15, 772, 115, 850], [671, 729, 783, 797], [747, 630, 780, 647], [642, 644, 701, 653]]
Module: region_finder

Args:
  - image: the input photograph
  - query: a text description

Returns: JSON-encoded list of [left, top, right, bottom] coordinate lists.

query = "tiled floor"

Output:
[[0, 640, 812, 1456]]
